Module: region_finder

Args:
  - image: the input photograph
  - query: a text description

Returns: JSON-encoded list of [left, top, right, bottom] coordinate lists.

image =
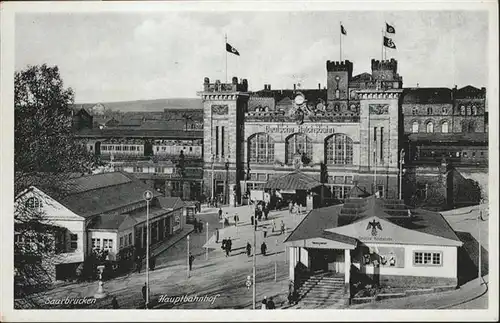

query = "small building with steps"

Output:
[[284, 192, 463, 305]]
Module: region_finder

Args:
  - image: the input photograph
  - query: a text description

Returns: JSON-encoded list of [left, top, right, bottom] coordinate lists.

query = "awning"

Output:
[[264, 171, 322, 190]]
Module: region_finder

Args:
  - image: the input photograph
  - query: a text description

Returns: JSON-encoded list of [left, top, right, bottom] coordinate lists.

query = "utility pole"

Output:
[[274, 239, 278, 282], [252, 219, 256, 309], [143, 190, 153, 310], [187, 234, 190, 278], [478, 211, 482, 286]]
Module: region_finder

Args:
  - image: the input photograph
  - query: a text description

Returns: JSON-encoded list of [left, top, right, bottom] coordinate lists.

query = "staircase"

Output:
[[294, 272, 347, 309]]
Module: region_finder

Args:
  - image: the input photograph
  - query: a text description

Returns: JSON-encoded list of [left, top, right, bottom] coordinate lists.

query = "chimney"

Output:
[[318, 83, 321, 90], [268, 84, 271, 91]]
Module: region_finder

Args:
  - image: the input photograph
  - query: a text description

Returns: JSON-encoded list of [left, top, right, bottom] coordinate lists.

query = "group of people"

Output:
[[192, 218, 203, 233], [288, 201, 304, 215], [261, 296, 276, 309], [221, 237, 233, 257], [207, 196, 223, 208], [135, 253, 156, 273]]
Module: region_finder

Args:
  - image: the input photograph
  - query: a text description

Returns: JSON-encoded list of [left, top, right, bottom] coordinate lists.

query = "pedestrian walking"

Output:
[[234, 213, 239, 226], [250, 215, 254, 226], [136, 256, 142, 273], [264, 207, 269, 220], [218, 207, 223, 219], [288, 201, 293, 215], [280, 220, 285, 235], [221, 238, 227, 251], [141, 283, 149, 302], [293, 202, 298, 214], [263, 226, 268, 238], [227, 237, 232, 255], [112, 296, 119, 309], [193, 218, 198, 233], [266, 297, 276, 309], [272, 219, 276, 233], [298, 204, 302, 214], [261, 297, 267, 309], [189, 253, 195, 271], [246, 242, 252, 257], [216, 228, 219, 243], [261, 241, 267, 256]]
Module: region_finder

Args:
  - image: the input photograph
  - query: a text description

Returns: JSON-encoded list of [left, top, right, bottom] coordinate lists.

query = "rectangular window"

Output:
[[257, 173, 267, 181], [333, 186, 343, 199], [92, 238, 101, 249], [414, 251, 442, 266], [128, 233, 132, 245], [119, 237, 123, 248], [215, 126, 219, 156], [345, 176, 353, 184], [221, 126, 225, 157], [380, 127, 384, 163], [334, 176, 344, 184], [70, 234, 78, 250], [123, 146, 129, 151], [373, 127, 377, 142]]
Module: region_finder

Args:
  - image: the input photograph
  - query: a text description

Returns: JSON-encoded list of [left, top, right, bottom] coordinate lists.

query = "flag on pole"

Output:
[[383, 36, 396, 49], [341, 25, 347, 35], [386, 23, 396, 34], [226, 42, 240, 56]]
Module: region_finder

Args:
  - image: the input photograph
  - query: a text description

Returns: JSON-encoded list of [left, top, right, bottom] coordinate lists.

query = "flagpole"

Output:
[[340, 21, 342, 61], [381, 29, 384, 61], [225, 34, 228, 83], [384, 23, 387, 60]]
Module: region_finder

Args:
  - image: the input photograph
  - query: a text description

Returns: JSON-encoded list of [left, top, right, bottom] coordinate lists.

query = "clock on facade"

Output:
[[294, 94, 305, 105]]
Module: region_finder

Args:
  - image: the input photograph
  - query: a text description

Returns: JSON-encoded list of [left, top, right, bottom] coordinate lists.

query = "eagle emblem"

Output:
[[366, 219, 382, 236]]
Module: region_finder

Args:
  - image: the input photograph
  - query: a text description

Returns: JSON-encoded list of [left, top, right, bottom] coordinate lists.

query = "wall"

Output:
[[16, 188, 87, 264], [352, 243, 458, 287], [455, 166, 489, 202], [402, 103, 454, 133]]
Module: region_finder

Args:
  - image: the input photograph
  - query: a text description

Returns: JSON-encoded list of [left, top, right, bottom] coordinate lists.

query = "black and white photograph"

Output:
[[0, 1, 498, 321]]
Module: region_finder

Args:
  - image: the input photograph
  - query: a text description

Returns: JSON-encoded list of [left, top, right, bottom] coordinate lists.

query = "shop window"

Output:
[[325, 134, 353, 165], [70, 234, 78, 250], [248, 133, 275, 164], [414, 251, 442, 266]]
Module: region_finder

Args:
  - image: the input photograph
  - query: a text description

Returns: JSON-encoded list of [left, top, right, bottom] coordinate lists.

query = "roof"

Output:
[[58, 172, 162, 218], [251, 89, 327, 107], [286, 196, 462, 245], [88, 213, 129, 230], [74, 98, 203, 112], [408, 132, 488, 143], [264, 171, 323, 190], [158, 196, 185, 210], [351, 73, 372, 82], [455, 85, 486, 99], [402, 88, 452, 104], [75, 128, 204, 139], [347, 184, 370, 198]]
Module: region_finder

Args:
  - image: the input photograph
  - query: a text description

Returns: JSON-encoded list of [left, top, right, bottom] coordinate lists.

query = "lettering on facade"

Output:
[[357, 236, 393, 242], [211, 105, 229, 115], [264, 125, 335, 134], [369, 104, 389, 115], [312, 241, 327, 245]]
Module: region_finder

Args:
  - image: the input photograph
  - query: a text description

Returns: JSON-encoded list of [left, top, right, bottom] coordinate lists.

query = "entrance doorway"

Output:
[[310, 249, 344, 274], [215, 180, 224, 202], [94, 142, 101, 156]]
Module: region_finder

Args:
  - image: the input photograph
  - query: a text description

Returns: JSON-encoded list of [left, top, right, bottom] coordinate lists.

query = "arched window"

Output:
[[441, 121, 449, 133], [248, 133, 274, 164], [335, 89, 340, 99], [325, 134, 353, 165], [460, 106, 466, 115], [286, 133, 313, 164], [412, 107, 418, 115], [426, 121, 434, 133], [427, 107, 433, 115], [412, 121, 419, 133]]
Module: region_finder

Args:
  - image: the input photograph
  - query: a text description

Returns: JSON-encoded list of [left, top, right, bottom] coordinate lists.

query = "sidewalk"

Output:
[[349, 275, 489, 309], [150, 224, 194, 257]]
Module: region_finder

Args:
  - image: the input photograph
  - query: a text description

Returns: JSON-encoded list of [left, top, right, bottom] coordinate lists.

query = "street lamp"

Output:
[[274, 239, 278, 282], [225, 156, 230, 205], [478, 210, 482, 286], [143, 190, 154, 310], [252, 217, 256, 309]]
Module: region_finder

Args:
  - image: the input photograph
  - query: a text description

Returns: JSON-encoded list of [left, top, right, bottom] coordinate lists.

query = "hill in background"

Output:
[[75, 98, 203, 112]]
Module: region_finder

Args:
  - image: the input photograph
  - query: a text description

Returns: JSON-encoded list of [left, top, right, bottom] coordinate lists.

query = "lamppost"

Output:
[[478, 210, 482, 286], [373, 148, 377, 196], [399, 149, 405, 200], [143, 190, 153, 309], [274, 239, 278, 282], [252, 217, 256, 309], [211, 154, 215, 203]]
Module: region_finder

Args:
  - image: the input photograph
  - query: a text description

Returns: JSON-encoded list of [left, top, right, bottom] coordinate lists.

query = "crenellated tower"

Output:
[[198, 76, 250, 205], [371, 58, 403, 89], [326, 60, 353, 106]]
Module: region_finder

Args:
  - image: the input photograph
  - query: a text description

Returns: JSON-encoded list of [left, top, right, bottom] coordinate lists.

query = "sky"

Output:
[[15, 10, 488, 103]]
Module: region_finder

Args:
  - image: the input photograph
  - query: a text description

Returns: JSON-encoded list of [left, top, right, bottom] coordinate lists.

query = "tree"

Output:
[[14, 64, 102, 308]]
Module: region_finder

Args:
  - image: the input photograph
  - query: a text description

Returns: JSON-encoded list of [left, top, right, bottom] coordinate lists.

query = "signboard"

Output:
[[250, 189, 264, 202], [265, 125, 335, 134], [143, 190, 153, 201]]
